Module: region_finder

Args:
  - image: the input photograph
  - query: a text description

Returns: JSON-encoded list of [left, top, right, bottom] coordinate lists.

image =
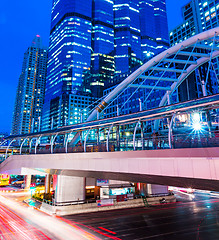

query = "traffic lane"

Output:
[[0, 194, 102, 240], [0, 201, 52, 240], [64, 200, 219, 240], [173, 190, 219, 202], [0, 190, 108, 239], [0, 189, 43, 208]]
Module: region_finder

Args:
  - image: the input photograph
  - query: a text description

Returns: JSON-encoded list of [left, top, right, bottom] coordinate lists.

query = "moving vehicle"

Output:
[[168, 186, 194, 194]]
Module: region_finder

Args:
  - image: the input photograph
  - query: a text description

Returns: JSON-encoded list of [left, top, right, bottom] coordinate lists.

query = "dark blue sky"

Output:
[[0, 0, 190, 134]]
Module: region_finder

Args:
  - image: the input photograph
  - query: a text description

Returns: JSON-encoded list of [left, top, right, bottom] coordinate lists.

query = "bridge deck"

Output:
[[1, 147, 219, 191]]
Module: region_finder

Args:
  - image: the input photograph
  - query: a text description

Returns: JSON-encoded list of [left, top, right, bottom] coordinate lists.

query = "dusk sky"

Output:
[[0, 0, 190, 134]]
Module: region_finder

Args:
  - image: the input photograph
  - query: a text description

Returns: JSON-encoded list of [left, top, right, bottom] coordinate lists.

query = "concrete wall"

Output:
[[40, 195, 176, 216]]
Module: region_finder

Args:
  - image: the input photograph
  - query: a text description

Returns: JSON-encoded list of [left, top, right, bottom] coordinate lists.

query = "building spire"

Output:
[[32, 35, 42, 48]]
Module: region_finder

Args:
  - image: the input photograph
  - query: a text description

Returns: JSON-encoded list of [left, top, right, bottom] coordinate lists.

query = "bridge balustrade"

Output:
[[3, 92, 219, 159], [18, 128, 218, 155], [4, 125, 219, 157]]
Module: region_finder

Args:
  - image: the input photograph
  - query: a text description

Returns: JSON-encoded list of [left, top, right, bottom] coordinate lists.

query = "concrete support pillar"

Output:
[[24, 175, 31, 190], [54, 175, 85, 203], [45, 174, 52, 194], [52, 175, 57, 191]]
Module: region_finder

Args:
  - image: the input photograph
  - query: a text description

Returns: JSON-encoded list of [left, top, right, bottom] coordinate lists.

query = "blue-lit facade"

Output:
[[104, 0, 170, 118], [89, 0, 115, 98], [140, 0, 169, 62], [169, 0, 219, 101], [42, 0, 93, 130], [42, 0, 170, 130], [114, 0, 142, 74], [12, 36, 48, 135], [113, 0, 169, 74]]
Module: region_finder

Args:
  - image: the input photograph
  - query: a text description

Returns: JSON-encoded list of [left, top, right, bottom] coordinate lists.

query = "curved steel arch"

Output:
[[86, 27, 219, 122], [159, 50, 219, 108], [69, 27, 219, 145]]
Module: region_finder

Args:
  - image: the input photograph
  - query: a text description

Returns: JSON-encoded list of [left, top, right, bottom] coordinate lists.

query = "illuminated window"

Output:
[[205, 11, 209, 16], [206, 16, 210, 21]]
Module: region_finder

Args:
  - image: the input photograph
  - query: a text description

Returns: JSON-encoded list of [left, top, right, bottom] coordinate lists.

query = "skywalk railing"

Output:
[[2, 94, 219, 158]]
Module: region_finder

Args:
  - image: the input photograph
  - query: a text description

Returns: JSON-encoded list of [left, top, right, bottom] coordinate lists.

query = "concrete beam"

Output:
[[2, 148, 219, 191]]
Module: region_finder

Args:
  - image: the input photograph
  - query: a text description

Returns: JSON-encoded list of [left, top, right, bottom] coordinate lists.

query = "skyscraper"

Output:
[[170, 0, 219, 45], [89, 0, 115, 98], [169, 0, 219, 101], [42, 0, 94, 130], [113, 0, 169, 74], [42, 0, 170, 130], [11, 36, 48, 135], [140, 0, 169, 62], [104, 0, 170, 118], [114, 0, 142, 74]]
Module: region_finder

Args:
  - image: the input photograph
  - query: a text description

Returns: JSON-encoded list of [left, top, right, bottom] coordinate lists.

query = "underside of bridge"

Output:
[[2, 147, 219, 192]]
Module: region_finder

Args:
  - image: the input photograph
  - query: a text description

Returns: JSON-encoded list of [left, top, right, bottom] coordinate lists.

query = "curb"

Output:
[[0, 189, 28, 193]]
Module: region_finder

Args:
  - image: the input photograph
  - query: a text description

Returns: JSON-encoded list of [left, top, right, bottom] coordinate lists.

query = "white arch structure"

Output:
[[70, 27, 219, 145], [88, 27, 219, 120]]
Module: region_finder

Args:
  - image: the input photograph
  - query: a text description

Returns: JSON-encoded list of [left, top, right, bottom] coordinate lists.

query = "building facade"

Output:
[[170, 0, 219, 45], [114, 0, 169, 74], [42, 0, 170, 130], [42, 0, 94, 131], [104, 0, 170, 118], [169, 0, 219, 101], [11, 36, 47, 135]]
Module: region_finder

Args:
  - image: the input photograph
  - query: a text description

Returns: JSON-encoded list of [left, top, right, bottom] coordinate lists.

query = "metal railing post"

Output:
[[168, 113, 176, 149], [35, 136, 41, 154], [51, 133, 58, 154], [107, 124, 114, 152], [5, 139, 16, 159], [20, 137, 28, 155], [84, 129, 91, 153], [65, 133, 71, 153], [133, 121, 140, 151], [140, 122, 144, 150]]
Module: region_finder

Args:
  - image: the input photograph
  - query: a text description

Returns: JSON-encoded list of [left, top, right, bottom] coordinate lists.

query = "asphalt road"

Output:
[[0, 188, 101, 240], [2, 186, 219, 240], [63, 191, 219, 240]]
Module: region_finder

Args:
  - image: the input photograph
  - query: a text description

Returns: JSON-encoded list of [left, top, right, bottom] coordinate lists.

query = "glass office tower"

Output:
[[89, 0, 115, 98], [42, 0, 93, 130], [139, 0, 169, 62], [169, 0, 219, 101], [114, 0, 169, 74], [42, 0, 170, 129], [114, 0, 142, 74], [11, 36, 47, 135]]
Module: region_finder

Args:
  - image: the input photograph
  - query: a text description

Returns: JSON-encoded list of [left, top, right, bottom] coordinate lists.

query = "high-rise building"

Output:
[[140, 0, 169, 62], [42, 0, 94, 131], [42, 0, 170, 130], [114, 0, 142, 74], [11, 36, 48, 135], [103, 0, 170, 118], [113, 0, 169, 74], [170, 0, 219, 45], [169, 0, 219, 101], [89, 0, 115, 98]]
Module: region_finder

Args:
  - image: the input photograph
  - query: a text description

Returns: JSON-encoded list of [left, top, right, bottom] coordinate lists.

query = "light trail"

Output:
[[0, 194, 101, 240]]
